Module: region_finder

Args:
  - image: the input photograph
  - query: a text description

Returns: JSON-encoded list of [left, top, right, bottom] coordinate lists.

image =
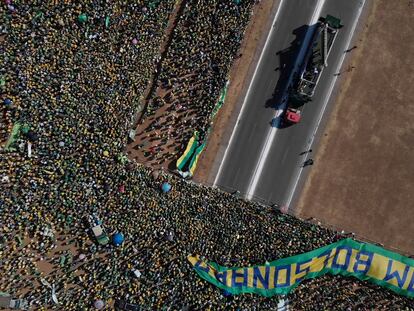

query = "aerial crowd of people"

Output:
[[1, 0, 412, 310], [129, 0, 255, 168]]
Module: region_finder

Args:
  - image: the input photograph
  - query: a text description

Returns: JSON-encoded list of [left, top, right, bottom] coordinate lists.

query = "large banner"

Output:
[[188, 239, 414, 298]]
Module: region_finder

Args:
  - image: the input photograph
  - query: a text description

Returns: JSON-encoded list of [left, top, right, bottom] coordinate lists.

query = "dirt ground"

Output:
[[193, 0, 280, 184], [295, 0, 414, 255]]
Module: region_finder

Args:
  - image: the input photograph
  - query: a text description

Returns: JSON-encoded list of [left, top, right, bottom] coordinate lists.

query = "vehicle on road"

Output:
[[295, 15, 342, 100], [284, 108, 301, 124], [284, 15, 342, 125]]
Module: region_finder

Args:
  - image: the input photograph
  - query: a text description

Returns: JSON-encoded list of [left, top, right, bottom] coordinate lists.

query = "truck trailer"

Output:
[[295, 15, 342, 100], [284, 15, 342, 125]]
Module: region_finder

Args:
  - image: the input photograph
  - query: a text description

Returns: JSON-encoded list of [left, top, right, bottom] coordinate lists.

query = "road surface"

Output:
[[213, 0, 366, 208]]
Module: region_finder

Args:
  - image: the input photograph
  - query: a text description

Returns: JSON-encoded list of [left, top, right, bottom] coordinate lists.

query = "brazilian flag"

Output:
[[176, 131, 199, 171]]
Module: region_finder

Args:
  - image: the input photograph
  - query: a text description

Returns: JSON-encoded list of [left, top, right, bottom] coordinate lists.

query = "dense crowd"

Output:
[[1, 1, 413, 310], [130, 0, 255, 167]]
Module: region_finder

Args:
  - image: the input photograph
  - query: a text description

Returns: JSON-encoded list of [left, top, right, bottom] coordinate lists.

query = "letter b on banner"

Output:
[[353, 251, 373, 274]]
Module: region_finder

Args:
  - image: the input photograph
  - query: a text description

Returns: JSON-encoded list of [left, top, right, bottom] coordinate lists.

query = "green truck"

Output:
[[87, 214, 110, 245], [295, 15, 342, 100]]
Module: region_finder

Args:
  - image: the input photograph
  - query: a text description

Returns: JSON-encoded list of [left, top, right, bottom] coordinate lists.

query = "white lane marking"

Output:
[[246, 0, 327, 200], [213, 0, 286, 186], [285, 0, 366, 208]]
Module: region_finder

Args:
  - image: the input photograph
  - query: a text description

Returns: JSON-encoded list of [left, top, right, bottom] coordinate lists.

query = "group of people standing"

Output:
[[130, 0, 255, 168], [0, 0, 411, 309]]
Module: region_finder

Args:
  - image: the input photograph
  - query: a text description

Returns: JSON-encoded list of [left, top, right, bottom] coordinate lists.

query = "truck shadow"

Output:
[[264, 24, 310, 110]]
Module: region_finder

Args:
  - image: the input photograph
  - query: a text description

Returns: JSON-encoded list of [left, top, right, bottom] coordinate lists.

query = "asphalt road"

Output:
[[214, 0, 365, 207]]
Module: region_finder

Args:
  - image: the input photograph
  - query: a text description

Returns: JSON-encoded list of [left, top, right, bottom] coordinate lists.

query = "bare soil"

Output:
[[295, 0, 414, 255]]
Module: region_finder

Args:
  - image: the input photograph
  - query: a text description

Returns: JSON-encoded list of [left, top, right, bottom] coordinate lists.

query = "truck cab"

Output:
[[285, 108, 301, 124]]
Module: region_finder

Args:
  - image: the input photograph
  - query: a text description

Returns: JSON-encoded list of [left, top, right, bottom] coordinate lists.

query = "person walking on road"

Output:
[[299, 149, 312, 155], [303, 159, 314, 167]]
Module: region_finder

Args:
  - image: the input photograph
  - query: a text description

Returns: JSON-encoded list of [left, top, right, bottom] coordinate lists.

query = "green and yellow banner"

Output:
[[211, 81, 229, 119], [188, 142, 206, 176], [188, 239, 414, 298], [176, 82, 229, 176], [176, 131, 199, 171]]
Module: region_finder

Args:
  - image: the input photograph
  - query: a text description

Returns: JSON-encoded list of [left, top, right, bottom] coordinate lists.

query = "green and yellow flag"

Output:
[[189, 142, 206, 176], [211, 81, 229, 120], [176, 131, 199, 171]]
